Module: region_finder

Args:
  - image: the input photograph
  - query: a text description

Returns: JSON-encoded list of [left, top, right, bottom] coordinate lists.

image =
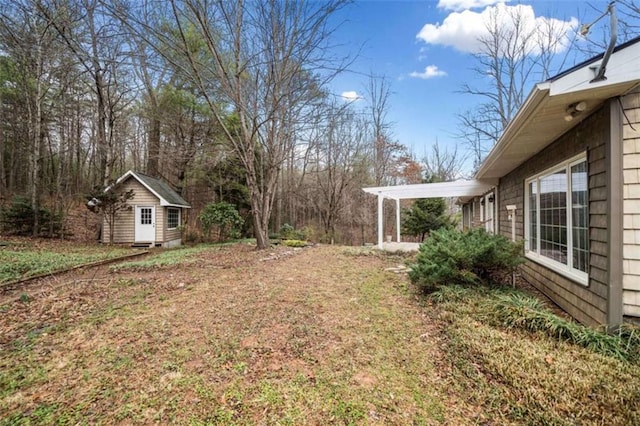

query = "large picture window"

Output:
[[168, 208, 180, 229], [525, 154, 588, 284]]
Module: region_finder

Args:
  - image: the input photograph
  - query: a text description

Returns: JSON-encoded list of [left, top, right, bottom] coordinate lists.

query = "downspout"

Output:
[[607, 98, 623, 328]]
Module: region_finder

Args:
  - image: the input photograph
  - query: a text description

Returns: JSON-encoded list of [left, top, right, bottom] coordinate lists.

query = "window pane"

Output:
[[529, 181, 537, 252], [571, 161, 588, 272], [539, 169, 567, 265], [168, 208, 180, 229], [141, 208, 152, 225]]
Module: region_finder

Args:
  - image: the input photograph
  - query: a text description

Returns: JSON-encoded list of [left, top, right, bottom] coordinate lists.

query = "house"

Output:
[[101, 170, 191, 248], [365, 36, 640, 328]]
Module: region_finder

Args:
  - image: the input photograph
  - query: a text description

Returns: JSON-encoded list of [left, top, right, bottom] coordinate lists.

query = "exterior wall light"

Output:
[[564, 101, 588, 122]]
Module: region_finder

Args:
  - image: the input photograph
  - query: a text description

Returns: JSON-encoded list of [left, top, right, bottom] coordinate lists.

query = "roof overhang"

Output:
[[477, 37, 640, 181], [363, 179, 494, 201]]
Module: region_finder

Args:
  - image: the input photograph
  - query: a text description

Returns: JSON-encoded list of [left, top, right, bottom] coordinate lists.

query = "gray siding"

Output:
[[498, 104, 610, 326]]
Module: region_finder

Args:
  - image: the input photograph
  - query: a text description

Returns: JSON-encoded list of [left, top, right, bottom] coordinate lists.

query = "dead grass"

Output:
[[429, 285, 640, 425], [1, 241, 638, 424], [0, 242, 452, 424]]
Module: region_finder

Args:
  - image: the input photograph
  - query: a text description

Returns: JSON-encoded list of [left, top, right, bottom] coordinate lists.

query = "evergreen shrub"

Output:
[[0, 196, 63, 237], [279, 223, 310, 241], [199, 202, 244, 242], [408, 227, 523, 292]]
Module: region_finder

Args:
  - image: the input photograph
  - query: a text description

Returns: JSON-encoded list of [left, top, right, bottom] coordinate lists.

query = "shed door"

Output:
[[135, 206, 156, 242]]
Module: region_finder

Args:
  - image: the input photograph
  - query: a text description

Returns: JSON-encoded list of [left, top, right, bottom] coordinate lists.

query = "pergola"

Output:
[[362, 180, 495, 249]]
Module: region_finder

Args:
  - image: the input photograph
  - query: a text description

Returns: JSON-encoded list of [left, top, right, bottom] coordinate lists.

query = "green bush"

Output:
[[281, 239, 307, 248], [408, 227, 523, 292], [279, 223, 310, 241], [199, 202, 244, 242], [0, 196, 63, 237]]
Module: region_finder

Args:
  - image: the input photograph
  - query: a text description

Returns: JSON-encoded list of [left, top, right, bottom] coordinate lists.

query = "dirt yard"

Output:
[[0, 243, 462, 424]]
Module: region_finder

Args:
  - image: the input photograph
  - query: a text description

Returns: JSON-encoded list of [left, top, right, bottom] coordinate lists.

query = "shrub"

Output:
[[484, 291, 640, 362], [279, 223, 309, 241], [281, 239, 307, 248], [199, 202, 244, 242], [408, 227, 523, 292], [0, 196, 63, 237]]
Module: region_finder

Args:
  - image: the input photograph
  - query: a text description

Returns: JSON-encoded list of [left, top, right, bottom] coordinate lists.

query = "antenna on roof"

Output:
[[580, 1, 617, 83]]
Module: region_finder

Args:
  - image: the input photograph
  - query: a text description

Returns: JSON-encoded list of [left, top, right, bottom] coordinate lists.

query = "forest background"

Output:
[[1, 0, 639, 248]]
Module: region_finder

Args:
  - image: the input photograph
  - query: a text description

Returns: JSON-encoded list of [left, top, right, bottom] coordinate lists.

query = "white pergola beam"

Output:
[[364, 180, 495, 250]]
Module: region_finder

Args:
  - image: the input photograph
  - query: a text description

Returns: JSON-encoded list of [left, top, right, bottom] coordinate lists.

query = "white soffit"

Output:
[[362, 180, 494, 200], [477, 38, 640, 181]]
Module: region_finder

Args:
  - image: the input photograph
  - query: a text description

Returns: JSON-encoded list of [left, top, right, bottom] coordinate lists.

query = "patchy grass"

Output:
[[109, 240, 254, 272], [1, 242, 639, 424], [0, 243, 129, 283], [110, 245, 214, 271], [428, 284, 640, 424], [0, 243, 450, 424]]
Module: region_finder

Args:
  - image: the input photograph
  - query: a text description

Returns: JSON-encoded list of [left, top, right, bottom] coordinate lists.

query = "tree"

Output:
[[402, 197, 451, 242], [36, 0, 134, 186], [366, 74, 396, 186], [121, 0, 348, 249], [86, 186, 134, 244], [312, 101, 368, 244], [457, 4, 577, 167], [422, 140, 467, 182], [0, 0, 62, 235]]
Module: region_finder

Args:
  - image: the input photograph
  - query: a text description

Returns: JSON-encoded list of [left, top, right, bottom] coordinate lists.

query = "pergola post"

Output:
[[377, 193, 384, 249], [396, 198, 401, 243]]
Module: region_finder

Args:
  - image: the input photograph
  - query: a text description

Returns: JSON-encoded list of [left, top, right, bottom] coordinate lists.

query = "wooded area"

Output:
[[0, 0, 429, 246], [1, 0, 638, 246]]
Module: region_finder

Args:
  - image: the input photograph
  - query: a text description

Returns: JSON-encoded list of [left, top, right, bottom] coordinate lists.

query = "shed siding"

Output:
[[498, 104, 610, 326], [102, 179, 161, 244], [622, 89, 640, 317], [164, 208, 182, 243]]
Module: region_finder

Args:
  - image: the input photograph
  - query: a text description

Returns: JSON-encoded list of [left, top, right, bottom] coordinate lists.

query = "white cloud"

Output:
[[410, 65, 447, 79], [340, 90, 362, 102], [417, 3, 578, 55], [437, 0, 506, 12]]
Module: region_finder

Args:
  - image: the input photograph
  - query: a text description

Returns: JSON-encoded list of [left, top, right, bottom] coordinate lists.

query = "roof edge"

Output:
[[108, 170, 191, 208], [475, 83, 550, 179]]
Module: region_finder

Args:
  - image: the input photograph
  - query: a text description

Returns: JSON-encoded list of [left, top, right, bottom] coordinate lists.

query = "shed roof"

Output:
[[112, 170, 191, 208]]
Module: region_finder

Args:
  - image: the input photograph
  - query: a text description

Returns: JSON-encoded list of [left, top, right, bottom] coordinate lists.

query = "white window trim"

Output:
[[167, 207, 181, 230], [524, 152, 588, 286]]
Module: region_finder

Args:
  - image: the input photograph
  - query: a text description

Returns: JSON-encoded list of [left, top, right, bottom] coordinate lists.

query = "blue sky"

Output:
[[327, 0, 615, 170]]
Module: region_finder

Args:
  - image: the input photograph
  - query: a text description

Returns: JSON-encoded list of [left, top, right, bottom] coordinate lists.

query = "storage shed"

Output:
[[101, 170, 191, 248]]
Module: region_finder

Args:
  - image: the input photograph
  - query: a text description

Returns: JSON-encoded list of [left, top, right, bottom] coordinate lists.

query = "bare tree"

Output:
[[121, 0, 348, 249], [36, 0, 133, 186], [366, 74, 401, 185], [458, 5, 577, 166], [312, 101, 368, 243], [422, 140, 466, 182], [0, 0, 61, 235]]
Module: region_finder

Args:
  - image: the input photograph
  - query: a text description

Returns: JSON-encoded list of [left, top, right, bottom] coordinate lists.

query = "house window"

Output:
[[168, 208, 180, 229], [525, 153, 588, 284]]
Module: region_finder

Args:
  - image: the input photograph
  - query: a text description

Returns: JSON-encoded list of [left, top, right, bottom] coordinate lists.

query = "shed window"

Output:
[[168, 208, 180, 229], [524, 153, 588, 284]]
